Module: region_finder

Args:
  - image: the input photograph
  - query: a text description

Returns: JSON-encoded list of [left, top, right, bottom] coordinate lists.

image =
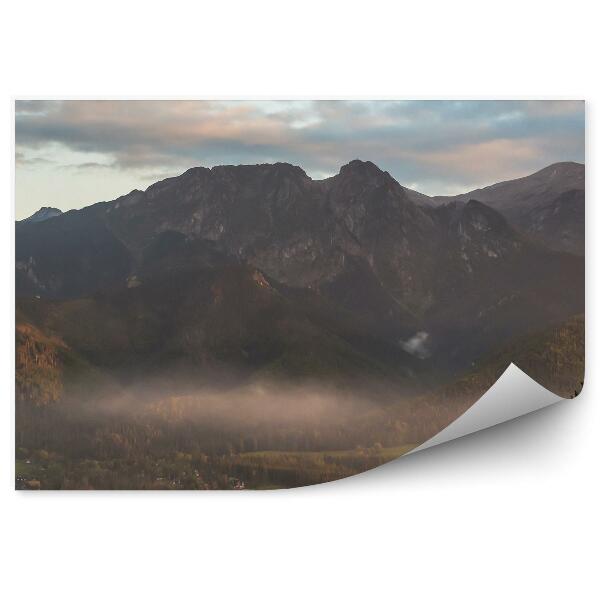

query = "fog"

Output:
[[70, 376, 400, 431], [16, 372, 477, 489]]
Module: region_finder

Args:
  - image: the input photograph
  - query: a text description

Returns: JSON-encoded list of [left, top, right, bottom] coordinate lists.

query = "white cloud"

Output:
[[400, 331, 431, 359], [14, 100, 584, 216]]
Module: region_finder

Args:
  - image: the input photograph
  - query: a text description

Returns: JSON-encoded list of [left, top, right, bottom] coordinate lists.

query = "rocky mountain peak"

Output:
[[21, 206, 63, 223], [534, 161, 584, 180], [338, 159, 387, 179], [458, 199, 512, 234], [210, 162, 309, 180]]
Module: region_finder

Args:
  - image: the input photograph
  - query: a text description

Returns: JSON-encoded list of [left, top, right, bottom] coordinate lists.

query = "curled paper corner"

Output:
[[408, 363, 566, 455]]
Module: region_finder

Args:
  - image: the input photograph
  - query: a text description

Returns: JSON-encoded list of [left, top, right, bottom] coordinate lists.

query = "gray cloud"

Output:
[[60, 161, 116, 172], [15, 151, 55, 167], [15, 100, 584, 196]]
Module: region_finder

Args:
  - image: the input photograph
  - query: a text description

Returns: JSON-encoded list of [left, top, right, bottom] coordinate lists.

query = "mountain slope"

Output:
[[15, 262, 425, 396], [421, 314, 584, 407], [514, 188, 584, 255], [434, 162, 584, 255], [434, 162, 583, 211], [421, 199, 583, 367]]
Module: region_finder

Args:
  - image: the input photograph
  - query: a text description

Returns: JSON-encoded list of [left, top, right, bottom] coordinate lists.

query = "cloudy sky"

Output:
[[15, 100, 584, 220]]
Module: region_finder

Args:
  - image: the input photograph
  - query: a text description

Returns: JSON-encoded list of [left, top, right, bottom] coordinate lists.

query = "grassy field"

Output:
[[15, 444, 417, 490], [239, 445, 415, 462], [15, 459, 37, 477]]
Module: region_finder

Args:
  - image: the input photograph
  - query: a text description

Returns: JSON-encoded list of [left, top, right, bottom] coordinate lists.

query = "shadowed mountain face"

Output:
[[513, 188, 584, 255], [16, 160, 584, 384], [434, 162, 585, 255]]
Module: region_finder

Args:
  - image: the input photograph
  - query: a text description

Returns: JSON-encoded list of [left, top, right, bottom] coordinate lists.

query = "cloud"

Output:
[[400, 331, 431, 359], [60, 161, 116, 172], [14, 100, 584, 196], [15, 151, 55, 167]]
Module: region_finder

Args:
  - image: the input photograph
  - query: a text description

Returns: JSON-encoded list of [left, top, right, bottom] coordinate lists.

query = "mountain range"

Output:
[[16, 159, 584, 398]]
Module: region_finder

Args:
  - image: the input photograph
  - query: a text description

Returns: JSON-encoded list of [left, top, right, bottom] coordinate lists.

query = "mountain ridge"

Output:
[[20, 159, 583, 219], [16, 158, 584, 380], [432, 161, 584, 254]]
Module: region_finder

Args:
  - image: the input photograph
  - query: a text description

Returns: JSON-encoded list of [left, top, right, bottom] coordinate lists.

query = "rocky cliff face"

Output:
[[14, 161, 522, 308]]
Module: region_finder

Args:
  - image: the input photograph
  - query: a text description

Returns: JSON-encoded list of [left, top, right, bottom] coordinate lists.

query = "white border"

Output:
[[2, 2, 597, 599]]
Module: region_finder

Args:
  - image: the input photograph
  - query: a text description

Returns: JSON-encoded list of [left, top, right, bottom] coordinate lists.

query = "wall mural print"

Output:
[[15, 100, 585, 490]]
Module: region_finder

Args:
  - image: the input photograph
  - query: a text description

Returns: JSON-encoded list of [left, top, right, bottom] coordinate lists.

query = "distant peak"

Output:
[[339, 159, 385, 177], [461, 199, 511, 231], [464, 198, 506, 215], [267, 162, 309, 178], [21, 206, 62, 223], [182, 166, 211, 177], [465, 199, 488, 209], [534, 161, 584, 177], [541, 161, 584, 170]]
